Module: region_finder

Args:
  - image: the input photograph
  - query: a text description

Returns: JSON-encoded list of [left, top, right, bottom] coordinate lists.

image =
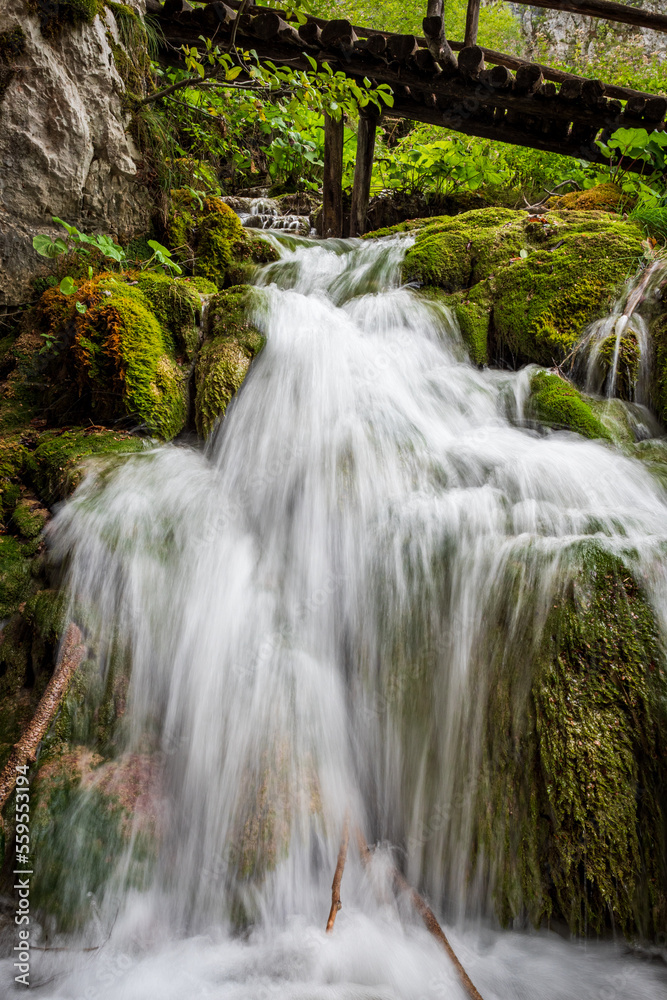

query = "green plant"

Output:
[[33, 217, 126, 266], [141, 240, 183, 275]]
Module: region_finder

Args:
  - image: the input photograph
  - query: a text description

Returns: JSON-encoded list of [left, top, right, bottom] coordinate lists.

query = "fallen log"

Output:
[[326, 814, 350, 932], [355, 828, 484, 1000], [0, 623, 86, 816]]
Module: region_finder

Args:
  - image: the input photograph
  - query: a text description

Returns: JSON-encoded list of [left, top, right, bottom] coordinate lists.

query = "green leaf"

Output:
[[32, 235, 58, 258], [520, 249, 529, 259], [75, 301, 87, 314], [59, 276, 76, 295], [147, 239, 173, 257], [52, 216, 78, 238]]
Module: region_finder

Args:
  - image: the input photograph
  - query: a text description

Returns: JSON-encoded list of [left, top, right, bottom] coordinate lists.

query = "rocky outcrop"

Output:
[[0, 1, 151, 307], [516, 1, 666, 69], [377, 207, 646, 370]]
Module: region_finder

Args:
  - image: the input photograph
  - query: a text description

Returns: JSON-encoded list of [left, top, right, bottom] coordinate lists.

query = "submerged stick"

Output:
[[355, 827, 484, 1000], [0, 623, 86, 815], [326, 813, 350, 932]]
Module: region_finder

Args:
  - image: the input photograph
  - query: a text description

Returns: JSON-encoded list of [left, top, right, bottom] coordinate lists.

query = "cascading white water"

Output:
[[3, 236, 667, 999], [575, 258, 667, 403]]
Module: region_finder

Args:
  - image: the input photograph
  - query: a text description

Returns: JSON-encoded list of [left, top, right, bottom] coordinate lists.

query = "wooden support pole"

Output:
[[326, 814, 350, 932], [0, 624, 86, 817], [422, 0, 458, 74], [509, 0, 667, 34], [322, 111, 344, 239], [349, 114, 377, 237], [464, 0, 481, 47]]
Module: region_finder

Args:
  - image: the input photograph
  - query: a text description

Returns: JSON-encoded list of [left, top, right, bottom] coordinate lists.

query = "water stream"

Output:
[[3, 236, 667, 998]]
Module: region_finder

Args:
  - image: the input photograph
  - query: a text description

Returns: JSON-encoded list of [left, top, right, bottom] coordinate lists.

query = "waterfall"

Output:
[[4, 237, 667, 999], [574, 258, 667, 403]]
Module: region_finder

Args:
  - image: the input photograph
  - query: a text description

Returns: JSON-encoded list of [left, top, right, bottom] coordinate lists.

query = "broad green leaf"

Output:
[[59, 276, 76, 295], [33, 235, 59, 258]]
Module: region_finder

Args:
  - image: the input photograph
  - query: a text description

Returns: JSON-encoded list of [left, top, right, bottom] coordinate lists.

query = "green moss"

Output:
[[550, 183, 626, 213], [25, 428, 147, 504], [27, 0, 101, 38], [534, 547, 667, 936], [401, 210, 644, 367], [168, 191, 278, 286], [528, 370, 612, 440], [492, 224, 643, 365], [10, 501, 47, 540], [195, 286, 265, 438], [648, 312, 667, 424], [133, 272, 203, 360], [0, 26, 26, 63], [35, 277, 187, 438], [478, 544, 667, 937], [0, 535, 33, 619], [597, 332, 640, 401]]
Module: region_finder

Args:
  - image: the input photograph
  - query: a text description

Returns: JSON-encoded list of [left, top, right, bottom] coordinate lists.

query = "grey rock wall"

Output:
[[0, 0, 151, 307]]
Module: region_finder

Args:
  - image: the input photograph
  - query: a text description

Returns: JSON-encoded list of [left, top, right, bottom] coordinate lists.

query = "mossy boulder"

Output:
[[549, 182, 626, 213], [34, 275, 188, 438], [168, 190, 279, 287], [24, 427, 147, 504], [526, 370, 612, 441], [30, 750, 159, 931], [397, 208, 644, 368], [478, 544, 667, 937], [194, 285, 266, 438]]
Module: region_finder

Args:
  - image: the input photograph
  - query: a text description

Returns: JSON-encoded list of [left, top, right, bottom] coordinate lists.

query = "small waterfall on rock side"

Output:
[[4, 236, 667, 999], [574, 258, 667, 404]]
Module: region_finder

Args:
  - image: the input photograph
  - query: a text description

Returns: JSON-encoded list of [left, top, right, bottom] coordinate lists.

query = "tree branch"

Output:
[[326, 813, 349, 933], [0, 623, 86, 818]]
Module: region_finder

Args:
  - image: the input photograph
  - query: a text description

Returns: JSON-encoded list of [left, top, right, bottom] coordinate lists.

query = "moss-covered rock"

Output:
[[478, 544, 667, 937], [24, 427, 147, 504], [549, 182, 626, 213], [527, 370, 612, 441], [34, 275, 188, 438], [168, 190, 279, 287], [400, 209, 643, 368], [30, 750, 158, 931], [194, 285, 265, 438]]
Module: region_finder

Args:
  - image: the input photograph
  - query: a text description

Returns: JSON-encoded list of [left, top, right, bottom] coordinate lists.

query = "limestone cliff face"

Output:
[[0, 0, 151, 307], [515, 1, 666, 67]]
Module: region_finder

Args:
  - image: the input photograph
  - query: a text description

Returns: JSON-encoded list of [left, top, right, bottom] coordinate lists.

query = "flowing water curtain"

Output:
[[32, 235, 667, 957]]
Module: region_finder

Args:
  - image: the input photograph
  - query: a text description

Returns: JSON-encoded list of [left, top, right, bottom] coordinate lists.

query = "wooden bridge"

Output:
[[151, 0, 667, 236]]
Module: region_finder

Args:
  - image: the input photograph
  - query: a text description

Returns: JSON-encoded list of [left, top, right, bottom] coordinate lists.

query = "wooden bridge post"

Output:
[[464, 0, 481, 47], [349, 111, 378, 237], [322, 111, 344, 239]]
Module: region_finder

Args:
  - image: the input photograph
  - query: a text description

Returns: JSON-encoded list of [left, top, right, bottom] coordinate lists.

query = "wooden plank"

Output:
[[350, 114, 377, 237], [464, 0, 481, 47], [509, 0, 667, 34], [322, 112, 344, 239]]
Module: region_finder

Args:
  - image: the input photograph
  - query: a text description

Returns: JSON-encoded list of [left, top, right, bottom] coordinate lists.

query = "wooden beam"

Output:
[[509, 0, 667, 34], [322, 112, 344, 239], [464, 0, 481, 47], [350, 113, 378, 237], [188, 1, 665, 102]]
